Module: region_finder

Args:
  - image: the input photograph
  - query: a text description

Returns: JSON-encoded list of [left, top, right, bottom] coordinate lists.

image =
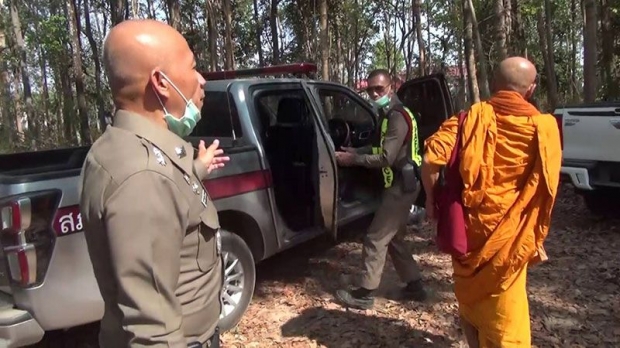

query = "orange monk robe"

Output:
[[424, 91, 562, 347]]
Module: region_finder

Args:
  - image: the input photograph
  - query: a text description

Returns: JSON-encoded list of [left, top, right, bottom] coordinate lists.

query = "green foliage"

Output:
[[0, 0, 618, 154], [32, 15, 70, 57], [369, 39, 404, 73]]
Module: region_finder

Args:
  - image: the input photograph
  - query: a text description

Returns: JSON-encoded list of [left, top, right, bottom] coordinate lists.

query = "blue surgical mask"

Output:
[[153, 72, 202, 137], [373, 94, 391, 109]]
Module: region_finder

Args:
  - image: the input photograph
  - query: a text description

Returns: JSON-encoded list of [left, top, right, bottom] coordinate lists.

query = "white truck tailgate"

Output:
[[562, 106, 620, 162]]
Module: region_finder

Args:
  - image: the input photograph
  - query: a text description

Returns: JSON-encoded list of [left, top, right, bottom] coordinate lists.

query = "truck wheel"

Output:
[[219, 231, 256, 332], [581, 189, 620, 218]]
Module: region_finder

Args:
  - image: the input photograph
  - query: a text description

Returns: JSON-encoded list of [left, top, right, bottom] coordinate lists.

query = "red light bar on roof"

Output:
[[202, 63, 318, 81]]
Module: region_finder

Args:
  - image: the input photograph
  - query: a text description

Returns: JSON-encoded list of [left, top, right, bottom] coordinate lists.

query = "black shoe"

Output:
[[403, 279, 428, 302], [336, 288, 375, 310]]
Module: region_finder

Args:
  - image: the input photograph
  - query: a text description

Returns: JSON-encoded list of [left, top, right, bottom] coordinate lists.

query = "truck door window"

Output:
[[190, 91, 243, 138], [255, 90, 310, 139], [317, 90, 374, 128], [316, 88, 376, 148]]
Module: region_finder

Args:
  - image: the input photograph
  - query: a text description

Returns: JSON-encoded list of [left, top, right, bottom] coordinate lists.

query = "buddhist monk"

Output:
[[422, 57, 562, 347]]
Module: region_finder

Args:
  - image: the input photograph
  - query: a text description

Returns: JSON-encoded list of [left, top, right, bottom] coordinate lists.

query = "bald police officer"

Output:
[[79, 19, 229, 347], [334, 69, 427, 310]]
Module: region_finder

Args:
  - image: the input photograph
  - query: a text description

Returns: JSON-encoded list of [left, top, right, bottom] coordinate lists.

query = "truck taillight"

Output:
[[554, 113, 563, 150], [0, 190, 60, 288]]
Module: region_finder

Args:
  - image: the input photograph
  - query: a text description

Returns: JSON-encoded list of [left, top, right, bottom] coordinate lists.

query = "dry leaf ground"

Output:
[[222, 183, 620, 348], [27, 183, 620, 347]]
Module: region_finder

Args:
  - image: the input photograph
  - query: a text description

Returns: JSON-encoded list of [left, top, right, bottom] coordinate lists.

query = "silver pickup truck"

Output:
[[0, 63, 454, 347], [557, 102, 620, 217]]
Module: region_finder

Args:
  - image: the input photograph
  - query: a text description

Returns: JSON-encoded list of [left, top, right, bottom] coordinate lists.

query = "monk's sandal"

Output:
[[336, 288, 375, 310]]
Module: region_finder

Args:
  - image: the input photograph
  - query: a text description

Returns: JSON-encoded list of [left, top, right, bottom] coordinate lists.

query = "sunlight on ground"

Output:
[[222, 185, 620, 348]]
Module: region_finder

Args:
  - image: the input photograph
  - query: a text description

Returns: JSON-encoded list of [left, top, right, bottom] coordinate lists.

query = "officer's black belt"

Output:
[[188, 327, 220, 348]]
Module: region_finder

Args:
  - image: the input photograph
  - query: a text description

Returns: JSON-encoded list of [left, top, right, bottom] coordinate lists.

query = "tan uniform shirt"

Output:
[[79, 110, 222, 347]]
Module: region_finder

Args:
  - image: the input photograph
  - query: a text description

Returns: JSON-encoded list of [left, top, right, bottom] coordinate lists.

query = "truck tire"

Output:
[[581, 189, 620, 218], [219, 230, 256, 332]]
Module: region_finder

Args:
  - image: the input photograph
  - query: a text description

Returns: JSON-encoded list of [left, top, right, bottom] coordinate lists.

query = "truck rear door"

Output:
[[560, 103, 620, 162], [396, 73, 454, 207]]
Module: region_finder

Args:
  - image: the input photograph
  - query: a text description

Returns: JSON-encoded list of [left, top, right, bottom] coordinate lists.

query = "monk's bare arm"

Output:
[[422, 116, 459, 207], [421, 157, 440, 203]]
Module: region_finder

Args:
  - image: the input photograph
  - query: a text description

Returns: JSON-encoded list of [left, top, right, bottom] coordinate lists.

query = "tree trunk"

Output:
[[110, 0, 125, 25], [61, 2, 77, 145], [494, 0, 508, 60], [0, 7, 16, 146], [569, 0, 578, 101], [413, 0, 426, 75], [130, 0, 139, 18], [463, 0, 481, 103], [146, 0, 156, 19], [252, 0, 264, 66], [205, 0, 218, 71], [511, 0, 527, 57], [84, 0, 107, 132], [223, 0, 235, 69], [503, 0, 512, 51], [600, 0, 618, 100], [466, 0, 490, 99], [582, 0, 598, 102], [457, 34, 467, 110], [319, 0, 329, 80], [67, 0, 91, 144], [270, 0, 279, 64], [166, 0, 181, 30], [537, 8, 558, 110], [9, 0, 32, 142]]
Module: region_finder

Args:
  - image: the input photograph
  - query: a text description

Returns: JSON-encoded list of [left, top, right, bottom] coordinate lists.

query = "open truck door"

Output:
[[397, 73, 455, 208], [301, 81, 339, 240]]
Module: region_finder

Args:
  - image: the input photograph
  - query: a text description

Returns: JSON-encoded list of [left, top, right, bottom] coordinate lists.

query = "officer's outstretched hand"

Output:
[[198, 139, 230, 174]]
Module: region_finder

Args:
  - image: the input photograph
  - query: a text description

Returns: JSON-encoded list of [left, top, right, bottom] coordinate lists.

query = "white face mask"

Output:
[[152, 72, 202, 137]]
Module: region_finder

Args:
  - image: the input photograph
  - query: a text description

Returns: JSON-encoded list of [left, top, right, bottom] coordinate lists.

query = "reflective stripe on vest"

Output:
[[371, 106, 422, 188]]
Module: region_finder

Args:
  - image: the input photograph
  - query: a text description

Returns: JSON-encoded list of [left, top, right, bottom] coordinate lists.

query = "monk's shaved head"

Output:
[[103, 19, 205, 124], [493, 57, 538, 97]]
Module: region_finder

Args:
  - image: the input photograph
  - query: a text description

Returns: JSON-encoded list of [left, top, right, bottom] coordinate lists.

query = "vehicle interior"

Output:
[[314, 88, 382, 220], [397, 76, 452, 154], [253, 76, 452, 231], [255, 89, 319, 232], [396, 75, 454, 205]]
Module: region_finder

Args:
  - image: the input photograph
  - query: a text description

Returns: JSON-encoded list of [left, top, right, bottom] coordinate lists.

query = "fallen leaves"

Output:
[[222, 184, 620, 348]]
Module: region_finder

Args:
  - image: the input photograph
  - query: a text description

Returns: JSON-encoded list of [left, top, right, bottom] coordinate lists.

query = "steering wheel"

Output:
[[328, 118, 351, 150]]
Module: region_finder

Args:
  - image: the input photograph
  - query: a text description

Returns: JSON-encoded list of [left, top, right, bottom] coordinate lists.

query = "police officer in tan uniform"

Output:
[[79, 19, 229, 347], [334, 69, 427, 310]]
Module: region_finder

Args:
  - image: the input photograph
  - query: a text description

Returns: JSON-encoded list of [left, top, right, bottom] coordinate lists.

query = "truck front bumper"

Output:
[[561, 166, 594, 190], [0, 292, 44, 347]]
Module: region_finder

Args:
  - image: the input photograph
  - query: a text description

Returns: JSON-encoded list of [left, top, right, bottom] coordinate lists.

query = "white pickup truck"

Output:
[[557, 102, 620, 217]]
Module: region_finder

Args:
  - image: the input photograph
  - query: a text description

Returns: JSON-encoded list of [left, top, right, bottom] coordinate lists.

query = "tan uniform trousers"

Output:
[[359, 182, 422, 290]]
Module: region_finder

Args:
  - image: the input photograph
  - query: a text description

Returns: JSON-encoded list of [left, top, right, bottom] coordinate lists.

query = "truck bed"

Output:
[[0, 146, 89, 184], [558, 103, 620, 163]]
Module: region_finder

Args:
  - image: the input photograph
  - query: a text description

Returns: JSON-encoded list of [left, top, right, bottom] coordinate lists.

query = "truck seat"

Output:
[[265, 97, 315, 228], [267, 97, 313, 165]]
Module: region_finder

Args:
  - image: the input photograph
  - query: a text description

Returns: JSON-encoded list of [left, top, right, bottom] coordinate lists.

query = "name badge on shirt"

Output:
[[201, 189, 208, 207]]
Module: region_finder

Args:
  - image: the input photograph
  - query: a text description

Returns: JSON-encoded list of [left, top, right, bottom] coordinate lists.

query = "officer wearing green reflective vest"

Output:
[[334, 69, 427, 310], [372, 105, 422, 188]]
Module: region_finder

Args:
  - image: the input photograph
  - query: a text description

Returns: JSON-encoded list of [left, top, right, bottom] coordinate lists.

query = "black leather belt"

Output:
[[188, 327, 220, 348]]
